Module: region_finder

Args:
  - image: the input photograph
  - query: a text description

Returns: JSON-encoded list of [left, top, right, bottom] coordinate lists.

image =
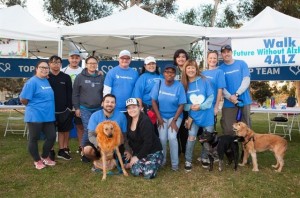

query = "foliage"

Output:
[[0, 78, 25, 96], [44, 0, 177, 25], [250, 81, 272, 105], [0, 0, 26, 7]]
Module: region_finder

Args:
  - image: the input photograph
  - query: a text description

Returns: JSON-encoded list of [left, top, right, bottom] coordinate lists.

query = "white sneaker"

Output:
[[184, 161, 192, 172]]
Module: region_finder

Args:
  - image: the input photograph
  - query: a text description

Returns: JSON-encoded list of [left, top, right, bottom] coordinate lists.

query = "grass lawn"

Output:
[[0, 112, 299, 198]]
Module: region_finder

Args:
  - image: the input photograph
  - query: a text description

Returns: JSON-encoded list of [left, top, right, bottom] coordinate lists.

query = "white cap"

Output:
[[126, 98, 139, 107], [144, 56, 156, 64], [119, 50, 131, 58], [69, 50, 81, 57]]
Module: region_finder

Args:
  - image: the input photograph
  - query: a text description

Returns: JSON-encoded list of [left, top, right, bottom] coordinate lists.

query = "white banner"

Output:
[[232, 37, 300, 68], [0, 38, 27, 58]]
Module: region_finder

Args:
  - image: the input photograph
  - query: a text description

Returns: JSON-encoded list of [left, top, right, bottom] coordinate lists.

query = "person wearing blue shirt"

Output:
[[219, 45, 252, 135], [103, 50, 139, 112], [151, 64, 186, 171], [84, 94, 128, 171], [20, 60, 56, 170], [181, 60, 215, 172]]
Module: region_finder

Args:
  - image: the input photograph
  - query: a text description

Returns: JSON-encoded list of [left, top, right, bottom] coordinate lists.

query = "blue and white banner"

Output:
[[232, 37, 300, 68]]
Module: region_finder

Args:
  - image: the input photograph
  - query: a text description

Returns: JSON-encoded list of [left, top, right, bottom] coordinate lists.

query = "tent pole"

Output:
[[203, 37, 208, 70], [58, 37, 63, 58]]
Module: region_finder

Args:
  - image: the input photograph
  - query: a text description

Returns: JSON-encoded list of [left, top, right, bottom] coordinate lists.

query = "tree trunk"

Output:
[[210, 0, 220, 27], [295, 81, 300, 107]]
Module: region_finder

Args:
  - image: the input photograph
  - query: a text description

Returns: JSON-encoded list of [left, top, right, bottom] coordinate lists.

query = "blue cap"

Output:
[[69, 50, 81, 57], [163, 64, 176, 72]]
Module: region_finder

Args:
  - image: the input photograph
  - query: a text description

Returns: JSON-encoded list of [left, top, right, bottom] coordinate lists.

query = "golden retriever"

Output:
[[233, 122, 287, 172], [94, 120, 128, 180]]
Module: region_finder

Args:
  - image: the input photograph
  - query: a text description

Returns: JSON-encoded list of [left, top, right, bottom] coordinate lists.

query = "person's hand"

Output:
[[190, 104, 200, 111], [230, 95, 238, 104], [124, 151, 132, 161], [75, 109, 81, 117], [157, 117, 165, 129], [214, 107, 219, 115], [169, 119, 179, 133], [129, 156, 139, 166]]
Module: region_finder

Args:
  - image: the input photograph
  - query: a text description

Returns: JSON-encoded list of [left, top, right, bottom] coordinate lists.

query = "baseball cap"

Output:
[[220, 45, 232, 52], [119, 50, 131, 58], [163, 64, 176, 72], [144, 56, 156, 64], [69, 50, 81, 57], [126, 98, 139, 107]]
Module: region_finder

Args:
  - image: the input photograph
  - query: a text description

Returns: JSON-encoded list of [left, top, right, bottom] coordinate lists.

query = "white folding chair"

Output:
[[4, 109, 28, 137]]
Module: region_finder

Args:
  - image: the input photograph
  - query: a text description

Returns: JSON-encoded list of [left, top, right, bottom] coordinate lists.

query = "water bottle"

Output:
[[236, 107, 242, 121], [271, 97, 276, 109]]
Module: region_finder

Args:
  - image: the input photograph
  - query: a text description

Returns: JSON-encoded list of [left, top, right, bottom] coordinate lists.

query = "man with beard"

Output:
[[83, 94, 128, 170]]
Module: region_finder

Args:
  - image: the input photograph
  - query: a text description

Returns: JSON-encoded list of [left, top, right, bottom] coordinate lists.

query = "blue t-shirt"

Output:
[[150, 80, 186, 119], [132, 72, 162, 106], [219, 60, 252, 108], [186, 77, 214, 127], [202, 69, 226, 105], [88, 109, 127, 133], [104, 66, 138, 111], [20, 76, 55, 122]]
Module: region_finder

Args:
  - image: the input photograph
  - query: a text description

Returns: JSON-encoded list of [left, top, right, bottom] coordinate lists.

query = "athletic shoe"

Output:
[[64, 147, 71, 154], [34, 160, 46, 170], [57, 149, 72, 160], [49, 150, 55, 161], [76, 146, 82, 154], [201, 158, 209, 169], [91, 165, 101, 173], [171, 166, 179, 171], [184, 161, 192, 172], [41, 157, 56, 166], [81, 155, 91, 163]]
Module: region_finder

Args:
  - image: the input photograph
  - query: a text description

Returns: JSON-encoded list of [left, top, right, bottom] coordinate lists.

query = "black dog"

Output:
[[199, 131, 243, 171]]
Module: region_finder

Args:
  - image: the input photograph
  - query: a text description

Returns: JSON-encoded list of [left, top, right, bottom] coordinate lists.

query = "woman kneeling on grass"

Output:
[[124, 98, 163, 179], [20, 60, 56, 170]]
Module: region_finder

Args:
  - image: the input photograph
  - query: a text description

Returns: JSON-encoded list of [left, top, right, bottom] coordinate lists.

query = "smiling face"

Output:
[[119, 56, 131, 68], [36, 61, 50, 78], [144, 62, 156, 73], [176, 53, 187, 70], [126, 104, 140, 118], [86, 57, 98, 74], [102, 96, 116, 114], [207, 51, 218, 69], [163, 68, 176, 83], [185, 65, 197, 81], [221, 49, 233, 64], [68, 55, 81, 68]]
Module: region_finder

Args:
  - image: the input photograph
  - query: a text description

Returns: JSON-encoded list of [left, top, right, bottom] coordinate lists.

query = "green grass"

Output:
[[0, 112, 300, 198]]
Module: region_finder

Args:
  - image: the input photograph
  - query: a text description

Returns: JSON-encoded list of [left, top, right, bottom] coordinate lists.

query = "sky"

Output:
[[26, 0, 212, 25]]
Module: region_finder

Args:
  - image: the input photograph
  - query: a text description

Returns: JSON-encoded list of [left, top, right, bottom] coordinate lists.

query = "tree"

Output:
[[250, 81, 272, 105], [44, 0, 178, 25], [0, 0, 26, 7], [0, 78, 26, 97]]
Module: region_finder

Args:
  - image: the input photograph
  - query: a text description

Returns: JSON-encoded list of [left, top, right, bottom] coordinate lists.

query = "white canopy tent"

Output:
[[61, 5, 214, 59], [0, 5, 61, 57]]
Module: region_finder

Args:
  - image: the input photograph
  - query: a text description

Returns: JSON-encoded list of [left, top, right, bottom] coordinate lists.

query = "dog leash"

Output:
[[243, 136, 255, 148]]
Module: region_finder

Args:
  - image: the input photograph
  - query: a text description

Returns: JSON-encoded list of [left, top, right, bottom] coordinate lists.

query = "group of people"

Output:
[[19, 44, 252, 179]]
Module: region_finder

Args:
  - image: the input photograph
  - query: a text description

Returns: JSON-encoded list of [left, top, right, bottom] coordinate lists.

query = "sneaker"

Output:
[[34, 160, 46, 170], [64, 147, 71, 154], [57, 149, 72, 160], [49, 150, 55, 161], [197, 157, 201, 162], [76, 146, 82, 154], [81, 155, 91, 163], [184, 161, 192, 172], [41, 157, 56, 166], [201, 158, 209, 169], [171, 166, 179, 171], [91, 165, 101, 173]]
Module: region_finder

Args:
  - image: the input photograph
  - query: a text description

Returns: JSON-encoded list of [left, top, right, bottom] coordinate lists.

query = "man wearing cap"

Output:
[[219, 45, 252, 135], [61, 51, 85, 156], [84, 94, 128, 170], [103, 50, 139, 112]]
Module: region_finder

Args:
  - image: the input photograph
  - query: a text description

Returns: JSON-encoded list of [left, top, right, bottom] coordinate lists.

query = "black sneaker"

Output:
[[201, 159, 209, 169], [184, 161, 192, 172], [81, 155, 90, 163], [57, 149, 72, 160], [49, 150, 56, 161], [64, 147, 71, 154]]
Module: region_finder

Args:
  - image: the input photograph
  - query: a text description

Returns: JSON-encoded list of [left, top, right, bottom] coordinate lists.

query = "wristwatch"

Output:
[[235, 93, 239, 97]]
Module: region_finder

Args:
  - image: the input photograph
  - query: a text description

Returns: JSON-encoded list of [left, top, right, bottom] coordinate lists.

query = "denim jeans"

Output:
[[80, 108, 97, 146], [185, 124, 214, 163], [158, 117, 182, 170]]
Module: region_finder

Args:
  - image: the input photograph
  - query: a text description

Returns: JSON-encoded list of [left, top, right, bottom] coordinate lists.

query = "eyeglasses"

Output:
[[50, 61, 61, 65], [39, 66, 50, 70], [164, 70, 176, 74], [86, 63, 98, 66]]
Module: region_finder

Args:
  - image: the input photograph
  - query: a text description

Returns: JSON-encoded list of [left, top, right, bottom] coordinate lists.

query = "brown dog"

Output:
[[233, 122, 287, 172], [94, 120, 128, 180]]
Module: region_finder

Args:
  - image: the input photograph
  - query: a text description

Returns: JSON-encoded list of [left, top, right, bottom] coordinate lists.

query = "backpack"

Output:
[[287, 96, 296, 107]]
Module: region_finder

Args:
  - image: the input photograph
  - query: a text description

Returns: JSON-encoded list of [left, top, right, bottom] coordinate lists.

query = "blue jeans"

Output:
[[80, 108, 97, 147], [158, 117, 182, 170], [185, 124, 214, 163]]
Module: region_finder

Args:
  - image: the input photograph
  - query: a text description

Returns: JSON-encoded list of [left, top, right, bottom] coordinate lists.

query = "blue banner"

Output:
[[0, 58, 299, 81]]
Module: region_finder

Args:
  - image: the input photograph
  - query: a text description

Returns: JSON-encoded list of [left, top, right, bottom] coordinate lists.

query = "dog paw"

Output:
[[271, 165, 278, 168], [102, 176, 107, 181], [238, 163, 245, 166], [275, 169, 281, 173], [218, 167, 223, 172], [123, 171, 129, 176], [252, 168, 259, 172]]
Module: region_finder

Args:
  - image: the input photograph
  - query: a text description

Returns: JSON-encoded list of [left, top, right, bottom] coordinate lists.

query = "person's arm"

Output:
[[235, 76, 250, 95], [66, 75, 73, 109], [88, 131, 98, 148], [72, 76, 81, 110], [200, 94, 214, 110], [214, 88, 223, 115], [20, 98, 28, 105], [135, 117, 153, 159], [103, 85, 111, 96], [169, 104, 184, 132]]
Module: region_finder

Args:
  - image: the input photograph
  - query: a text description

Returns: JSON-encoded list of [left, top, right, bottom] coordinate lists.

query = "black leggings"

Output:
[[27, 122, 56, 161]]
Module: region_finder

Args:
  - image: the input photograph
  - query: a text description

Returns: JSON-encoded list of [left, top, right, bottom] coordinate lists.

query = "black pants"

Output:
[[177, 111, 188, 154]]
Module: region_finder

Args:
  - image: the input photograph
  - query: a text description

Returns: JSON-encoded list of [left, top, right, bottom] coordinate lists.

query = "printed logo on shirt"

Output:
[[116, 74, 133, 80], [60, 82, 66, 85], [225, 69, 239, 75], [159, 90, 175, 97], [41, 86, 52, 90], [189, 94, 205, 104]]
